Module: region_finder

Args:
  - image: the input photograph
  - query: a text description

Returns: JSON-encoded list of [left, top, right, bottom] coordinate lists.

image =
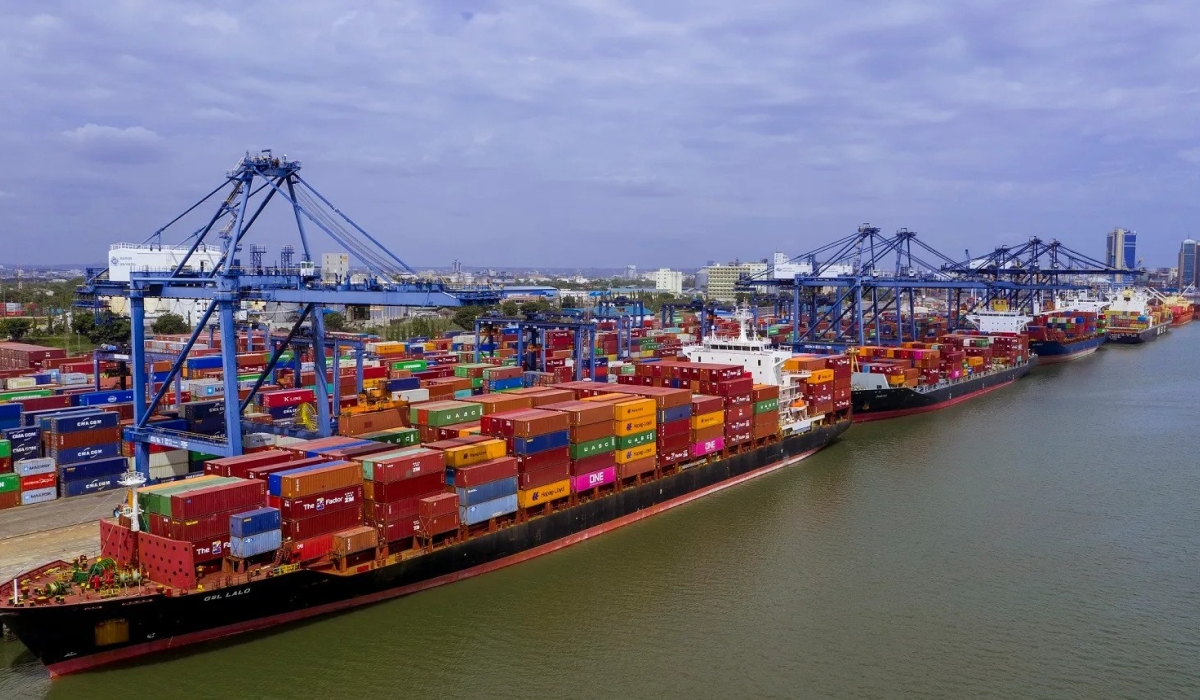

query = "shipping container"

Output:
[[60, 474, 123, 497], [418, 492, 458, 519], [269, 460, 357, 499], [615, 429, 657, 450], [14, 456, 55, 477], [538, 400, 615, 426], [361, 448, 446, 483], [510, 430, 570, 456], [439, 439, 506, 468], [416, 511, 459, 537], [363, 473, 443, 503], [460, 493, 518, 526], [518, 462, 571, 490], [279, 484, 363, 520], [332, 526, 378, 556], [571, 466, 616, 492], [448, 456, 519, 488], [230, 529, 282, 558], [20, 486, 58, 505], [455, 476, 519, 507], [169, 479, 267, 520], [58, 456, 129, 482], [517, 479, 570, 508], [229, 507, 283, 538], [282, 505, 363, 540], [49, 411, 119, 434]]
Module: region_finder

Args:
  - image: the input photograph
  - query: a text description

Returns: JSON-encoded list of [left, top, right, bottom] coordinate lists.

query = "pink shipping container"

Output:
[[572, 466, 616, 493], [170, 479, 267, 520], [261, 388, 316, 408], [691, 436, 725, 458]]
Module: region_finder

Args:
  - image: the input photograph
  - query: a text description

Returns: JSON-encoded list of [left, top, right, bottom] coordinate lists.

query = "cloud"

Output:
[[61, 124, 166, 164], [2, 1, 1200, 266]]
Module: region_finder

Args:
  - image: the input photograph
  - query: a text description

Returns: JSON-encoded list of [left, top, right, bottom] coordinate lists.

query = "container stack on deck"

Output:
[[481, 409, 571, 510], [361, 447, 448, 543]]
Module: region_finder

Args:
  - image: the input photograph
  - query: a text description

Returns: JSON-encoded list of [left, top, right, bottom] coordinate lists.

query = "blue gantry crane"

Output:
[[78, 150, 500, 478]]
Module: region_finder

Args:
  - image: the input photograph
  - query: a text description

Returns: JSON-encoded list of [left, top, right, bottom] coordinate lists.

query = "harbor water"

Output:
[[3, 326, 1198, 699]]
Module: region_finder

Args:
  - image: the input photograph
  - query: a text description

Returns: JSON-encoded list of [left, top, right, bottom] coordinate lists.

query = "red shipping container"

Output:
[[292, 533, 334, 561], [419, 492, 458, 519], [518, 461, 571, 490], [658, 419, 689, 439], [367, 497, 423, 523], [170, 480, 267, 520], [451, 456, 518, 487], [616, 456, 656, 479], [283, 505, 363, 540], [243, 456, 327, 480], [514, 447, 569, 473], [417, 512, 459, 536], [657, 432, 690, 453], [20, 472, 57, 491], [261, 388, 317, 408], [726, 429, 753, 445], [364, 471, 445, 503], [658, 446, 691, 467], [279, 484, 364, 520], [691, 395, 724, 415], [13, 395, 73, 412], [169, 509, 237, 542], [570, 453, 614, 476], [726, 393, 753, 406], [365, 448, 447, 483], [725, 404, 752, 422], [205, 449, 295, 478], [725, 418, 753, 435], [383, 516, 421, 543], [480, 409, 570, 438], [190, 533, 232, 563]]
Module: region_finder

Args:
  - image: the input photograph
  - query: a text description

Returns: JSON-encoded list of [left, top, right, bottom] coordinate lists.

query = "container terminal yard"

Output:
[[0, 153, 1196, 676]]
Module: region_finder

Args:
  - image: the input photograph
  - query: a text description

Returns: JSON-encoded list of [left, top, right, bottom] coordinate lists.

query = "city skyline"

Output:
[[3, 3, 1200, 268]]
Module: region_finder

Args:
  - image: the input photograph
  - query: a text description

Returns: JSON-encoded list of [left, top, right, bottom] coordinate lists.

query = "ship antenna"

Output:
[[118, 469, 148, 532]]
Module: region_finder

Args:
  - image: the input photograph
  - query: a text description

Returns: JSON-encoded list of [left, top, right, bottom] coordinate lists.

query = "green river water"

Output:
[[2, 325, 1198, 699]]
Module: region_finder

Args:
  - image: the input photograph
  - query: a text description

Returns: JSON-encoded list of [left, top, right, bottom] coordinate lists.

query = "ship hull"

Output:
[[1106, 322, 1170, 344], [1029, 335, 1105, 365], [851, 360, 1034, 422], [3, 420, 849, 676]]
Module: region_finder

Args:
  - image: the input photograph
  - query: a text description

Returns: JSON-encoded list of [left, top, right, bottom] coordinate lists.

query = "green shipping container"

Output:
[[0, 439, 9, 459], [0, 473, 18, 494], [410, 402, 483, 427], [470, 378, 484, 389], [360, 427, 420, 447], [570, 435, 617, 460], [392, 360, 428, 372], [140, 477, 236, 518], [754, 399, 779, 414], [616, 430, 657, 449], [0, 389, 54, 401]]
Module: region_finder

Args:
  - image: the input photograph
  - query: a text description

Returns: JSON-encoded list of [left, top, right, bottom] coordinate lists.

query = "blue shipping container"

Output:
[[50, 411, 119, 434], [0, 404, 21, 421], [77, 390, 134, 406], [385, 377, 420, 391], [266, 405, 299, 420], [230, 507, 282, 538], [510, 430, 570, 455], [231, 530, 283, 558], [152, 418, 190, 432], [658, 404, 692, 423], [186, 356, 224, 372], [58, 456, 129, 481], [455, 476, 518, 507], [54, 442, 122, 464], [267, 460, 350, 497], [21, 487, 58, 505], [460, 493, 519, 526], [60, 474, 124, 498], [182, 400, 225, 422], [2, 425, 39, 447], [26, 407, 97, 428]]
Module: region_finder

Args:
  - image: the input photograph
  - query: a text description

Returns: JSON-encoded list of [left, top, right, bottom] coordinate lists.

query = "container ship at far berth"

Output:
[[1026, 295, 1109, 364], [1164, 294, 1194, 327], [0, 322, 849, 677], [850, 310, 1036, 421], [1104, 289, 1171, 344]]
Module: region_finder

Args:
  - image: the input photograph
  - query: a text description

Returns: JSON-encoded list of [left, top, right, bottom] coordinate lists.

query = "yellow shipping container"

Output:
[[809, 369, 834, 384], [614, 415, 657, 436], [443, 438, 507, 468], [583, 393, 626, 403], [967, 356, 984, 367], [613, 398, 656, 421], [887, 374, 905, 386], [517, 479, 572, 508], [691, 411, 724, 430], [615, 443, 657, 464]]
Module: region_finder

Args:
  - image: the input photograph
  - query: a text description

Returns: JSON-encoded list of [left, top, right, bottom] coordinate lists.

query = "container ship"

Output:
[[1164, 295, 1194, 327], [0, 333, 850, 676], [1103, 289, 1171, 344], [1026, 298, 1107, 364], [849, 311, 1036, 421]]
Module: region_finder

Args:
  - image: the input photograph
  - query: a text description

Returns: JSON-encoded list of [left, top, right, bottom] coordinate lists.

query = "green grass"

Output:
[[22, 334, 97, 354]]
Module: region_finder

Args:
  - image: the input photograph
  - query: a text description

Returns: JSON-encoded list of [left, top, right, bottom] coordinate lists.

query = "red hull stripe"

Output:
[[852, 379, 1016, 423], [47, 445, 824, 677]]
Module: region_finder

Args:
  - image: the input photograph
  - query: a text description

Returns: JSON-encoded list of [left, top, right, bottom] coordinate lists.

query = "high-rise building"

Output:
[[1179, 238, 1198, 289], [701, 261, 768, 301], [1106, 227, 1137, 270], [321, 253, 350, 283], [653, 268, 683, 295]]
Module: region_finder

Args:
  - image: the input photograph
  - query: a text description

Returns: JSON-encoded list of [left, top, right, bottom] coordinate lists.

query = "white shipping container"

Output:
[[242, 432, 276, 449], [5, 377, 36, 389], [21, 487, 58, 506], [15, 457, 56, 477], [148, 449, 189, 469], [393, 388, 430, 403], [150, 462, 193, 481], [60, 372, 89, 385]]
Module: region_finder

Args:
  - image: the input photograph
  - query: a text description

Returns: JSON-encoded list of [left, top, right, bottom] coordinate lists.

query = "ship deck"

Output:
[[0, 491, 125, 583]]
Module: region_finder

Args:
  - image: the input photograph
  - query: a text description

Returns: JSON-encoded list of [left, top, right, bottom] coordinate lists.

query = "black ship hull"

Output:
[[851, 360, 1035, 422], [1105, 322, 1170, 344], [2, 420, 849, 676]]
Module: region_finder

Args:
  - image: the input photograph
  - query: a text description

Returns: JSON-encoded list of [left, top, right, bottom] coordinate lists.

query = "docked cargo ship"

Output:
[[1026, 298, 1107, 365], [1164, 295, 1194, 327], [0, 354, 850, 676], [1103, 289, 1171, 344], [851, 311, 1036, 421]]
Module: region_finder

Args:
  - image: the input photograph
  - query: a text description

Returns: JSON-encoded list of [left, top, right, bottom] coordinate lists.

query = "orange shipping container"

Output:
[[278, 462, 362, 500], [332, 525, 378, 557]]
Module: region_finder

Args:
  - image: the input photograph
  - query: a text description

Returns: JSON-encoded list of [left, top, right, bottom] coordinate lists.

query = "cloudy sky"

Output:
[[2, 1, 1198, 270]]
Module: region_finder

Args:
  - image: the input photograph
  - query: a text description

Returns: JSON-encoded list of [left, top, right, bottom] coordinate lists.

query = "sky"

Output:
[[2, 0, 1199, 270]]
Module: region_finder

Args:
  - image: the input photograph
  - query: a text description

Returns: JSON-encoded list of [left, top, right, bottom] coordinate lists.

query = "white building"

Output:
[[322, 253, 350, 283], [702, 261, 768, 301], [654, 268, 684, 295]]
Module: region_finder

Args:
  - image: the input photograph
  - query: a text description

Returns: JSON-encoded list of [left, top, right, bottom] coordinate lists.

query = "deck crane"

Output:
[[79, 150, 500, 478]]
